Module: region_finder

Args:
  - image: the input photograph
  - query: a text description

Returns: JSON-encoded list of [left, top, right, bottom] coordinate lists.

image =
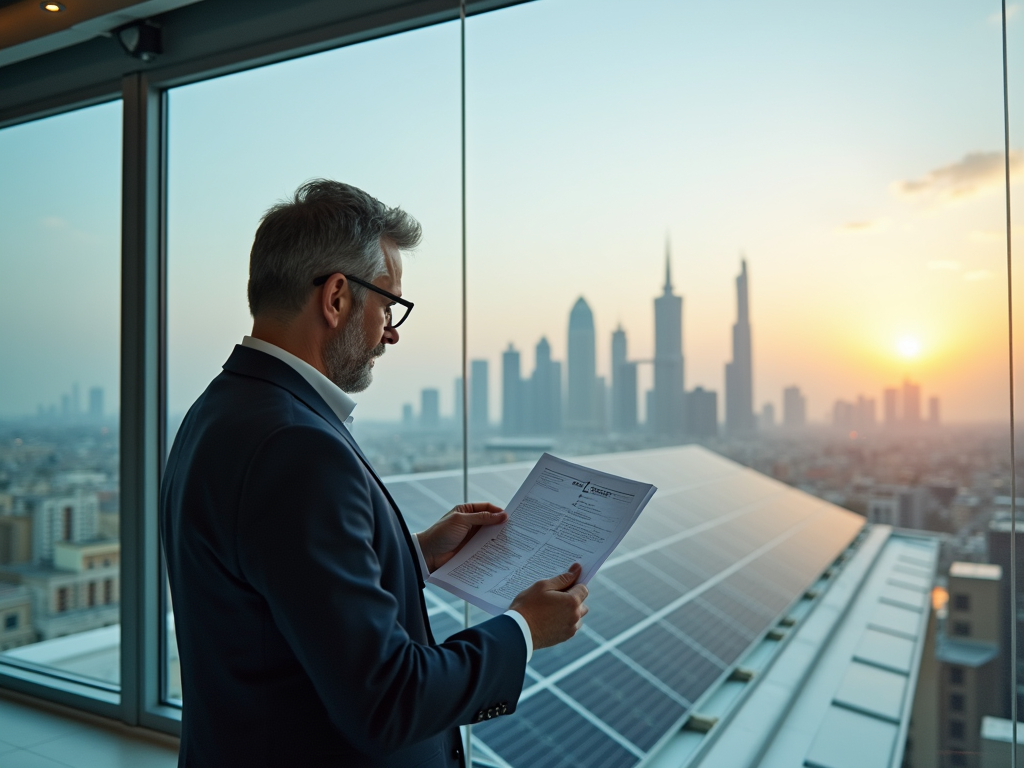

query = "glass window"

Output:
[[0, 102, 122, 692], [952, 593, 969, 612], [950, 693, 964, 712], [949, 720, 965, 740], [163, 22, 461, 705], [463, 1, 1011, 766], [949, 666, 965, 686]]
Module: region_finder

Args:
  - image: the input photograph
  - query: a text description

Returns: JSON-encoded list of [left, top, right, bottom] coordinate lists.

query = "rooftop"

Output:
[[948, 561, 1002, 581]]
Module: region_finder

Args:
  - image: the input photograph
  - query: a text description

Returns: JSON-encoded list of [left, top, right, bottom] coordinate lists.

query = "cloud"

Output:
[[928, 260, 961, 270], [41, 216, 68, 229], [894, 150, 1022, 206], [989, 3, 1020, 23], [964, 270, 992, 282], [837, 218, 888, 234]]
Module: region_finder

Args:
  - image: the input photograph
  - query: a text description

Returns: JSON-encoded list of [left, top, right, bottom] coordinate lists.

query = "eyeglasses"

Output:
[[312, 272, 414, 329]]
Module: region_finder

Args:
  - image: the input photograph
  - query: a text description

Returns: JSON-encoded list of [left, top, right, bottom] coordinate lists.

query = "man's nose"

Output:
[[383, 326, 399, 345]]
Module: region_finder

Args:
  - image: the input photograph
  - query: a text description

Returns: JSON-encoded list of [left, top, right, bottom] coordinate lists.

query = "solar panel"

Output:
[[379, 445, 864, 768]]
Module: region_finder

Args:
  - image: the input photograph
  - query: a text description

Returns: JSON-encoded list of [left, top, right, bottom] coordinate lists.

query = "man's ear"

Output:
[[320, 273, 350, 330]]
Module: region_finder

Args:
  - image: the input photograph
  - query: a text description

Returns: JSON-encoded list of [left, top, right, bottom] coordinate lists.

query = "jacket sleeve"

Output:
[[236, 424, 527, 756]]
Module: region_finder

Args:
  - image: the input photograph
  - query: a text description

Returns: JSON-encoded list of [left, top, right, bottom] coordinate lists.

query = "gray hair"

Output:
[[247, 179, 422, 319]]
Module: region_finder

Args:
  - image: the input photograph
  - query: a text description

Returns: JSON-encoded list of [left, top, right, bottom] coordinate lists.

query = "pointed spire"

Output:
[[664, 234, 673, 294]]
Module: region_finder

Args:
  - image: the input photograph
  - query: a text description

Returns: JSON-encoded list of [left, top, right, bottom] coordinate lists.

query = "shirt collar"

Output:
[[241, 336, 356, 425]]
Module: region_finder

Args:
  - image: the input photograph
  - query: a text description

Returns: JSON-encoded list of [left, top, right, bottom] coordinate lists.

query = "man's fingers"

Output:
[[456, 502, 504, 515], [565, 583, 589, 604], [460, 510, 507, 526]]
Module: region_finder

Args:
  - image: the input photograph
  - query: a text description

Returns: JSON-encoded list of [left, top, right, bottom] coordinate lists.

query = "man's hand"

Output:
[[415, 502, 507, 573], [509, 563, 589, 650]]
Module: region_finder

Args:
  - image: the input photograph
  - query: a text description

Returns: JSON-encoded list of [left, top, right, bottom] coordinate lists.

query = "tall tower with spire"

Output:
[[566, 297, 599, 432], [652, 239, 685, 434], [725, 258, 756, 436]]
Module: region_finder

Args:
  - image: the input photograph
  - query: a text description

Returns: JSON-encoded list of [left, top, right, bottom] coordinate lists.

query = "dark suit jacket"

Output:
[[160, 345, 526, 768]]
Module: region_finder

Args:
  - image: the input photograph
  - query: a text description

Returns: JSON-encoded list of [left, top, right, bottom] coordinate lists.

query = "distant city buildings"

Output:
[[725, 260, 755, 436], [759, 402, 776, 430], [832, 395, 876, 432], [420, 388, 439, 429], [470, 360, 489, 431], [528, 338, 562, 435], [566, 298, 600, 433], [652, 246, 685, 436], [686, 387, 718, 438], [783, 386, 807, 427], [610, 326, 637, 434]]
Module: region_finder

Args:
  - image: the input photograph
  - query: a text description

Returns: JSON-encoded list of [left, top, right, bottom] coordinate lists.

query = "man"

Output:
[[160, 179, 589, 768]]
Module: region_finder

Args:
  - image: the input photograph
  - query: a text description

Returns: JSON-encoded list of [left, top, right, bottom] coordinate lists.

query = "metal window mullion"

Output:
[[120, 72, 170, 732]]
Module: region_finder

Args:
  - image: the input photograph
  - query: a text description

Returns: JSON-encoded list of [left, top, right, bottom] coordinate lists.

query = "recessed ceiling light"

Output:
[[40, 2, 65, 11]]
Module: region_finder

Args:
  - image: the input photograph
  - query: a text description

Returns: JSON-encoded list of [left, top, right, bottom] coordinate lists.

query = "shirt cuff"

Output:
[[504, 609, 534, 664], [411, 533, 431, 581]]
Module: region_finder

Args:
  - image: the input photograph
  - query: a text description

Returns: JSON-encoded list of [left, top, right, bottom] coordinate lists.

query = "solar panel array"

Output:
[[382, 445, 864, 768]]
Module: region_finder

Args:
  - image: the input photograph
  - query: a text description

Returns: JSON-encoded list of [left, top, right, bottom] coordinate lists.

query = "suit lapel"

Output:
[[223, 346, 432, 600]]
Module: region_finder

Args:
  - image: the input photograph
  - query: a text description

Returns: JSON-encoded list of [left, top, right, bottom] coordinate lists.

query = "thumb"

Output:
[[549, 563, 582, 589]]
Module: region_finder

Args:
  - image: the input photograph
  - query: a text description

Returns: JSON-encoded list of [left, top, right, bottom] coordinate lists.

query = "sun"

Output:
[[897, 336, 921, 358]]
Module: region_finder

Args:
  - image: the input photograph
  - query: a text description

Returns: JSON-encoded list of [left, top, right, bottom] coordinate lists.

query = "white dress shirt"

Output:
[[240, 336, 533, 662]]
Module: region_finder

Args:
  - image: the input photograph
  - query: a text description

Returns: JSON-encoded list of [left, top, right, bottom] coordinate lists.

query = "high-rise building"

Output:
[[88, 387, 104, 419], [502, 343, 526, 435], [725, 260, 755, 436], [420, 388, 439, 429], [653, 245, 685, 435], [929, 396, 941, 425], [687, 387, 718, 438], [453, 378, 464, 429], [856, 395, 876, 429], [566, 297, 599, 432], [987, 520, 1024, 720], [903, 378, 921, 424], [782, 386, 806, 427], [759, 402, 775, 430], [470, 359, 489, 432], [529, 337, 561, 435], [884, 387, 900, 426], [402, 403, 414, 425], [935, 562, 1003, 768], [611, 325, 637, 433], [71, 382, 80, 416]]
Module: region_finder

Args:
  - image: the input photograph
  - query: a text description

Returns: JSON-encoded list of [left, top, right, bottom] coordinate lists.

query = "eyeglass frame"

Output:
[[311, 272, 414, 329]]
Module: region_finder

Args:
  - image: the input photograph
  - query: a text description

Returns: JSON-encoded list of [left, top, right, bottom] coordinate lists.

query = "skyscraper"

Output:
[[725, 259, 755, 435], [88, 387, 104, 419], [902, 378, 921, 424], [928, 396, 940, 425], [653, 244, 685, 435], [502, 343, 525, 435], [686, 387, 718, 438], [566, 297, 599, 432], [470, 359, 489, 432], [453, 378, 464, 429], [420, 388, 439, 429], [529, 337, 562, 435], [782, 386, 806, 427], [611, 326, 637, 433]]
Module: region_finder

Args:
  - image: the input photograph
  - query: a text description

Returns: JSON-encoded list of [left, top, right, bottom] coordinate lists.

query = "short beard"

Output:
[[323, 314, 385, 393]]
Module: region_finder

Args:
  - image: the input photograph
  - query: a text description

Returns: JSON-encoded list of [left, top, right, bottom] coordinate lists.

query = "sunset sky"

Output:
[[1, 0, 1022, 425]]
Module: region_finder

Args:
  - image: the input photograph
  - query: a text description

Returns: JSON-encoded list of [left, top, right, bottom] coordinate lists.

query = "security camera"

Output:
[[117, 20, 162, 62]]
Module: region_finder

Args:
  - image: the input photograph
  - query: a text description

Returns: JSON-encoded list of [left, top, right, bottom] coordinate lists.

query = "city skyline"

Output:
[[0, 0, 1020, 426]]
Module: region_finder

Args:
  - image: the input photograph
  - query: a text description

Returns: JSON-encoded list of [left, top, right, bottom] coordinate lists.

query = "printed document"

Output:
[[427, 453, 657, 614]]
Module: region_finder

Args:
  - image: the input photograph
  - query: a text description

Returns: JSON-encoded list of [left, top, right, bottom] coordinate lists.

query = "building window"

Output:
[[4, 613, 17, 630], [950, 693, 964, 712], [57, 587, 69, 613], [88, 582, 96, 607], [952, 593, 970, 611], [950, 754, 967, 767], [949, 720, 965, 740], [62, 506, 73, 541], [103, 579, 113, 604], [952, 621, 971, 637], [949, 666, 965, 685]]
